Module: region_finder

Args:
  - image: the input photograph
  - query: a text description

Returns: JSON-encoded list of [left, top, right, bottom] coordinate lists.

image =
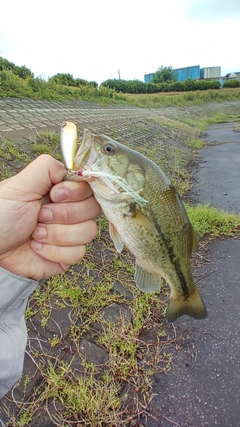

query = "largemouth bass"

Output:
[[61, 125, 207, 322]]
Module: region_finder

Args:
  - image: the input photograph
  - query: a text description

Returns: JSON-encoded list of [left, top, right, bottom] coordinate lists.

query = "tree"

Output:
[[0, 57, 33, 78], [49, 73, 75, 86], [152, 66, 177, 83]]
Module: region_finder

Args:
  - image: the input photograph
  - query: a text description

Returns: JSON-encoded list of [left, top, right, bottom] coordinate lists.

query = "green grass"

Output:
[[178, 111, 240, 132], [0, 139, 30, 162], [30, 130, 62, 159], [40, 362, 123, 426], [0, 139, 32, 179], [186, 204, 240, 238], [125, 88, 240, 108], [187, 138, 205, 149]]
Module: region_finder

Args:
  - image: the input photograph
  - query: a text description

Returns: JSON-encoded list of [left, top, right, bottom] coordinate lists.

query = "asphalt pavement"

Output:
[[194, 123, 240, 212]]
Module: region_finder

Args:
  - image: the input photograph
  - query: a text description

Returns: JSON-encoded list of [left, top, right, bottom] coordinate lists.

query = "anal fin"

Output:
[[134, 263, 162, 293]]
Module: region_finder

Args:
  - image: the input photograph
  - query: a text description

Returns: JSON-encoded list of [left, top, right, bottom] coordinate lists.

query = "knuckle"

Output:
[[70, 246, 86, 264], [79, 245, 86, 260], [90, 220, 98, 238], [85, 220, 98, 242], [61, 205, 73, 224]]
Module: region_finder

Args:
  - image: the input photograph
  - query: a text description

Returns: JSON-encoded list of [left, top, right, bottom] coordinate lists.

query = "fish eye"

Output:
[[103, 143, 116, 154]]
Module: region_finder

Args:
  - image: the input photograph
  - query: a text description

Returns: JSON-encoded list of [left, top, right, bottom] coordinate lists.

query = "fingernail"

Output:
[[51, 188, 69, 202], [39, 207, 53, 222], [34, 225, 47, 240], [31, 240, 43, 251]]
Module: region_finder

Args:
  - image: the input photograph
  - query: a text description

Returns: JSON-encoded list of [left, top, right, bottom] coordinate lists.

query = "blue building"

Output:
[[175, 65, 200, 81], [145, 65, 201, 83], [144, 73, 155, 83]]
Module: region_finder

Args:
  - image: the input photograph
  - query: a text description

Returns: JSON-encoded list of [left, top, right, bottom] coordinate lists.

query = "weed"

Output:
[[125, 88, 240, 108], [31, 143, 52, 155], [177, 111, 240, 132], [96, 213, 109, 239], [31, 130, 61, 159], [49, 335, 61, 347], [186, 204, 240, 238], [187, 139, 205, 149], [106, 126, 121, 141], [0, 139, 31, 169], [0, 70, 128, 105]]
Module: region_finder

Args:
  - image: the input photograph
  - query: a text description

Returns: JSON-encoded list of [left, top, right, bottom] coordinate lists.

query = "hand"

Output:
[[0, 155, 101, 280]]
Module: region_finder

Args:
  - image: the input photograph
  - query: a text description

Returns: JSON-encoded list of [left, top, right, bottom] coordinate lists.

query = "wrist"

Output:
[[0, 267, 38, 308]]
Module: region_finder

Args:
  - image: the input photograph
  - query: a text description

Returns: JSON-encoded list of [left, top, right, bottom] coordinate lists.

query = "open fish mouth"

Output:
[[81, 168, 148, 206]]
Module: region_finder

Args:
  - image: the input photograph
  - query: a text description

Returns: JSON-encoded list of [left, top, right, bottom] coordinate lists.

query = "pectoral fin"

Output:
[[109, 222, 124, 253], [134, 264, 162, 293], [125, 204, 158, 235]]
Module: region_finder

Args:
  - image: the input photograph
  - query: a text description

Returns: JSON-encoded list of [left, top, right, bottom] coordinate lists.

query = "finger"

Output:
[[30, 241, 86, 265], [50, 181, 93, 202], [38, 197, 101, 224], [32, 220, 98, 245]]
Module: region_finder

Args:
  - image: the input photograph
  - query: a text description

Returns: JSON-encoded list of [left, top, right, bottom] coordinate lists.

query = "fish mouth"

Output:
[[72, 136, 100, 182], [74, 144, 95, 170]]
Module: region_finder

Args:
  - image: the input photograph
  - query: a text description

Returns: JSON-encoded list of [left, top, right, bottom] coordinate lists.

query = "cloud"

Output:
[[187, 0, 240, 20], [1, 0, 239, 82]]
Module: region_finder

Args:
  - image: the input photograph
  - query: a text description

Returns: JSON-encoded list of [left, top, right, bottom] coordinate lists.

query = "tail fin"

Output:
[[166, 288, 207, 323]]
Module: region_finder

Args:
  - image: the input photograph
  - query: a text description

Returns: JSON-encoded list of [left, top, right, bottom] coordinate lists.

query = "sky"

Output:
[[0, 0, 240, 84]]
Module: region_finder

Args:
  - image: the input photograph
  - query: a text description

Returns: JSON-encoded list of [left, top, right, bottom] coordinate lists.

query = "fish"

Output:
[[60, 121, 78, 171], [60, 124, 207, 322]]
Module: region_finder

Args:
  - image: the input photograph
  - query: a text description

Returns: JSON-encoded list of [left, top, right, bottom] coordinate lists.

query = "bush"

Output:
[[101, 79, 147, 94], [101, 77, 222, 94], [49, 73, 76, 86], [27, 77, 48, 93], [223, 79, 240, 88], [183, 78, 196, 91], [145, 82, 158, 93], [49, 74, 97, 88], [169, 81, 184, 91], [88, 81, 98, 88], [195, 80, 210, 90]]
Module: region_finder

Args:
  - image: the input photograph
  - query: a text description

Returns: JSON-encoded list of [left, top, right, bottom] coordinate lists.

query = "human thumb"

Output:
[[1, 155, 66, 201]]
